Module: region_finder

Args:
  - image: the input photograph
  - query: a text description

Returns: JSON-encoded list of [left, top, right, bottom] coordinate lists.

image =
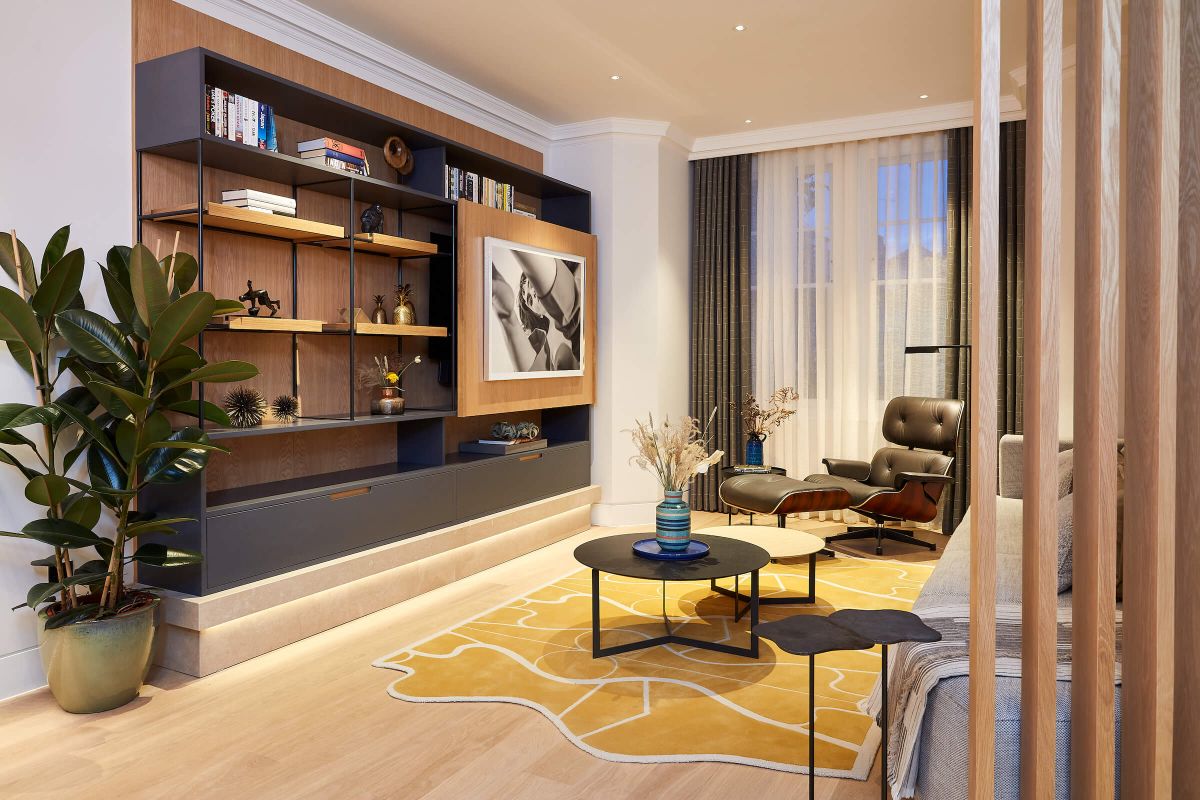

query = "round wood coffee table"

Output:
[[698, 525, 827, 620]]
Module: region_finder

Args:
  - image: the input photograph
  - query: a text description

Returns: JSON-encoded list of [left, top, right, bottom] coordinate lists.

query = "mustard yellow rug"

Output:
[[373, 545, 935, 779]]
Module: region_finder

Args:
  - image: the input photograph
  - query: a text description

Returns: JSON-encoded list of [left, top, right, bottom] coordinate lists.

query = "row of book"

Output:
[[205, 85, 279, 151], [445, 167, 517, 212], [299, 137, 370, 177], [221, 189, 296, 217]]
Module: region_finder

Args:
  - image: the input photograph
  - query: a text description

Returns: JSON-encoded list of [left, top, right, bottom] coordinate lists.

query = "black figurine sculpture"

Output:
[[360, 202, 385, 234], [239, 280, 281, 317]]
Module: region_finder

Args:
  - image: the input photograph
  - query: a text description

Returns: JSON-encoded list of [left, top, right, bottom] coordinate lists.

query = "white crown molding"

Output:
[[1009, 43, 1078, 87], [179, 0, 557, 152], [550, 118, 694, 150], [689, 96, 1025, 160]]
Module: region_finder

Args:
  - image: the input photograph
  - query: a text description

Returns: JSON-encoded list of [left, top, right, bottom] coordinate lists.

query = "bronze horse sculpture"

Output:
[[239, 280, 281, 317]]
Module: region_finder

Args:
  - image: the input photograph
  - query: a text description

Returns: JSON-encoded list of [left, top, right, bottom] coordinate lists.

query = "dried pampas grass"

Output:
[[628, 408, 723, 491]]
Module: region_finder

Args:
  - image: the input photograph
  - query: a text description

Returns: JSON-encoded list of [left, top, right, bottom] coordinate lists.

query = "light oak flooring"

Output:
[[0, 512, 943, 800]]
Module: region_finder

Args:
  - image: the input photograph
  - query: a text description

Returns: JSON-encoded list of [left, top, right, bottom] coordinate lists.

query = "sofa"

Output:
[[898, 434, 1122, 800]]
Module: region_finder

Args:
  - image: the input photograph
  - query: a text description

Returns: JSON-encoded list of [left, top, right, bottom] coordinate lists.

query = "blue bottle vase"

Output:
[[745, 433, 764, 466], [655, 489, 692, 552]]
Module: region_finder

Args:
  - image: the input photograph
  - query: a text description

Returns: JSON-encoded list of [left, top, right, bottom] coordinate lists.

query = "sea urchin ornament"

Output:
[[271, 394, 300, 422], [223, 387, 266, 428]]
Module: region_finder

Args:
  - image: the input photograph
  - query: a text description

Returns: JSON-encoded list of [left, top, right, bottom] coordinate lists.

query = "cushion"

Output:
[[1057, 449, 1073, 499], [719, 474, 852, 515], [1057, 492, 1073, 593]]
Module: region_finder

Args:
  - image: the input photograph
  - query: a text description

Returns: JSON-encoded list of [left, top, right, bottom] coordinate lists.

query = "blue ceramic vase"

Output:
[[745, 433, 764, 466], [655, 489, 692, 551]]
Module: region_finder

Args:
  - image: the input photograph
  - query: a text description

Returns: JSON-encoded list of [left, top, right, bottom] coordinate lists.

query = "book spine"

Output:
[[302, 148, 366, 167], [225, 91, 235, 141], [221, 189, 297, 206], [258, 103, 267, 149], [297, 138, 368, 159], [204, 84, 212, 135], [246, 99, 259, 148], [265, 105, 278, 152], [318, 157, 367, 176], [234, 95, 243, 143]]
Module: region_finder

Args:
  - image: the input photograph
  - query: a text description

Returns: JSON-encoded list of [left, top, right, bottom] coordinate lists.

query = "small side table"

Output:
[[719, 465, 786, 524], [755, 609, 941, 799]]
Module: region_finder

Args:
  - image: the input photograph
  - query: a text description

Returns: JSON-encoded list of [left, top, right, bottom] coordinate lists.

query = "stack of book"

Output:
[[221, 189, 296, 217], [298, 137, 370, 177], [445, 167, 516, 213], [459, 437, 547, 456], [205, 85, 278, 151]]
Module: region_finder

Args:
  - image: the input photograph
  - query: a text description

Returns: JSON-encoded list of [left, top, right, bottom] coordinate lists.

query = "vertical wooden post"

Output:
[[1125, 0, 1179, 797], [1071, 1, 1122, 797], [1176, 0, 1198, 795], [969, 1, 1000, 797], [1021, 2, 1062, 797]]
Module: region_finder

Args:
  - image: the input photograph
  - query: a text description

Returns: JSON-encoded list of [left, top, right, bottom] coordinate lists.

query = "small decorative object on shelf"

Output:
[[628, 409, 722, 556], [371, 295, 388, 324], [735, 387, 799, 467], [489, 421, 542, 441], [298, 137, 369, 176], [383, 135, 414, 176], [270, 394, 300, 422], [360, 203, 385, 234], [239, 280, 281, 317], [224, 387, 267, 428], [460, 420, 547, 455], [359, 354, 421, 415], [393, 283, 416, 325], [339, 307, 370, 324]]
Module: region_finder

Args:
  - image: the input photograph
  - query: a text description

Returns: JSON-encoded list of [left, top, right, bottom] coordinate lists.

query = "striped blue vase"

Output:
[[655, 489, 692, 552]]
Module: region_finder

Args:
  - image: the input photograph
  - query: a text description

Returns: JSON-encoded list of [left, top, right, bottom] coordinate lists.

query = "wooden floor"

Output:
[[0, 512, 943, 800]]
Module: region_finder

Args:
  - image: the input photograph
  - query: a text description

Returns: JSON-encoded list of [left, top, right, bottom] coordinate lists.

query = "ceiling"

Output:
[[301, 0, 1072, 140]]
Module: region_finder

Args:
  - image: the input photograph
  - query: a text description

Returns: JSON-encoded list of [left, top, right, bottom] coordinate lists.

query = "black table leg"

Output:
[[591, 568, 601, 657], [881, 643, 888, 800], [809, 651, 816, 799], [809, 552, 816, 601]]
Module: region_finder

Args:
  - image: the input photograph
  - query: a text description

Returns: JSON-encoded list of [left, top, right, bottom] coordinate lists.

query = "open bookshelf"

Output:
[[134, 47, 593, 597]]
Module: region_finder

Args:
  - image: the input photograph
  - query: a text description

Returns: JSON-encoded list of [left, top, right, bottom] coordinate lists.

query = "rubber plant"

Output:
[[0, 232, 255, 627]]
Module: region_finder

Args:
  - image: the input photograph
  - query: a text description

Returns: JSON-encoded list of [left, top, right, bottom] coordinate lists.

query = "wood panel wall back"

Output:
[[132, 0, 542, 171], [456, 201, 596, 417]]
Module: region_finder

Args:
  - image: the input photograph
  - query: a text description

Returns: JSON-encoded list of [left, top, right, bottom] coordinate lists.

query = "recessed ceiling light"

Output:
[[610, 74, 621, 81], [734, 24, 746, 31], [919, 93, 929, 99], [744, 119, 752, 124]]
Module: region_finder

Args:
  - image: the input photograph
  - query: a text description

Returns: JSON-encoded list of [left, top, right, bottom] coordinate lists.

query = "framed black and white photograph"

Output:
[[484, 237, 585, 381]]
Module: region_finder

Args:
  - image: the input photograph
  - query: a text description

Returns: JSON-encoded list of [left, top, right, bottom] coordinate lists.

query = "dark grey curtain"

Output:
[[689, 155, 752, 511], [942, 121, 1026, 532]]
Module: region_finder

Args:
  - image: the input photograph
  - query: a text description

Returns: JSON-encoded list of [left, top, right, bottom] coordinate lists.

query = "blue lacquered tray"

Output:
[[632, 538, 710, 561]]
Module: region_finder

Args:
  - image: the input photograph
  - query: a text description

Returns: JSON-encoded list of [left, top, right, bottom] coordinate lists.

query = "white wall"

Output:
[[0, 2, 133, 700], [546, 133, 691, 525]]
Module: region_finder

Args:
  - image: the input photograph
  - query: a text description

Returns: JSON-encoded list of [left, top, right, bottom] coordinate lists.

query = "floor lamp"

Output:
[[903, 343, 971, 535]]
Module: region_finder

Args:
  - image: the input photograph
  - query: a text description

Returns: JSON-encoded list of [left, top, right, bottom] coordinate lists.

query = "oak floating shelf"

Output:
[[322, 322, 449, 337], [208, 315, 324, 333], [154, 202, 345, 241], [317, 232, 439, 258]]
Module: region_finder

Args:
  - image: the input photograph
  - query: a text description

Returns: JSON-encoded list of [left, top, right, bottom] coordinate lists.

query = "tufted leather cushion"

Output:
[[719, 474, 852, 515], [880, 396, 964, 452], [866, 447, 953, 489]]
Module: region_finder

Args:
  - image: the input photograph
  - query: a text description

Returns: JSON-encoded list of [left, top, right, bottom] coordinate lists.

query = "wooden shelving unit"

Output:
[[316, 232, 439, 258], [152, 202, 345, 241], [322, 322, 449, 337], [134, 47, 593, 597]]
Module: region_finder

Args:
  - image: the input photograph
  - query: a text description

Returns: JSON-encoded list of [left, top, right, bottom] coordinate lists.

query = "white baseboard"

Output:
[[0, 646, 44, 702], [590, 501, 657, 528]]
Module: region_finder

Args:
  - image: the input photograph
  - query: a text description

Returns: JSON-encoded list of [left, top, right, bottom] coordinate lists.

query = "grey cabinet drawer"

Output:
[[205, 470, 454, 589], [455, 443, 590, 520]]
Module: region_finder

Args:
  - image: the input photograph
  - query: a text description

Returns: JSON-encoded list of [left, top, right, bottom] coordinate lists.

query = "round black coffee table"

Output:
[[574, 533, 770, 659]]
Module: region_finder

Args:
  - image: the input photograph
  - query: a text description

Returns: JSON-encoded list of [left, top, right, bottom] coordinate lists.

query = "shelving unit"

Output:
[[134, 47, 593, 597]]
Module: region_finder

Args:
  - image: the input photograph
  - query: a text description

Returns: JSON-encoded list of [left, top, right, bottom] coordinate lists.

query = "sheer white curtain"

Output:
[[751, 132, 949, 519]]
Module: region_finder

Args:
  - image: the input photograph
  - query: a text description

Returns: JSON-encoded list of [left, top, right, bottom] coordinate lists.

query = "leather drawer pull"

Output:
[[329, 486, 371, 501], [518, 453, 544, 462]]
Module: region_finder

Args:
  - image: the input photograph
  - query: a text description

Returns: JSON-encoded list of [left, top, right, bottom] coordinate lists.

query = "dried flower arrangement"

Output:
[[357, 353, 422, 389], [735, 387, 800, 438], [628, 409, 724, 491]]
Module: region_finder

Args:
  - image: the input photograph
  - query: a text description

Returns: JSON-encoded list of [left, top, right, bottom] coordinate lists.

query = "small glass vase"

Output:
[[655, 489, 691, 552], [371, 386, 405, 415], [745, 433, 764, 466]]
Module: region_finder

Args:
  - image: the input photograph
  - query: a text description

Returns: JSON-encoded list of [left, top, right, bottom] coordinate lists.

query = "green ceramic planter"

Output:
[[37, 596, 160, 714]]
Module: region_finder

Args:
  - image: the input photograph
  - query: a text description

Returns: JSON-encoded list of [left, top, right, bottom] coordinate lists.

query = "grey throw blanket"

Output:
[[864, 603, 1124, 799]]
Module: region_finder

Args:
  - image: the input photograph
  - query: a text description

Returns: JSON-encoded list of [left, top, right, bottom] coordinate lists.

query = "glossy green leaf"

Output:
[[106, 245, 131, 284], [165, 399, 231, 427], [26, 582, 64, 609], [62, 493, 101, 529], [50, 386, 98, 435], [0, 232, 37, 295], [53, 401, 118, 459], [30, 555, 57, 569], [24, 474, 70, 507], [125, 516, 193, 535], [129, 243, 168, 327], [115, 419, 136, 463], [22, 518, 102, 549], [6, 340, 33, 377], [157, 345, 204, 374], [161, 360, 258, 392], [139, 411, 171, 452], [166, 252, 198, 296], [101, 267, 137, 327], [61, 437, 88, 472], [31, 248, 83, 318], [149, 292, 215, 361], [40, 226, 70, 278], [212, 298, 245, 316], [130, 543, 202, 568], [55, 309, 138, 370], [141, 427, 214, 484], [0, 448, 39, 481], [87, 442, 126, 495], [44, 605, 102, 629], [0, 403, 59, 430], [140, 439, 228, 456], [0, 285, 43, 352], [86, 379, 150, 416], [81, 376, 133, 420]]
